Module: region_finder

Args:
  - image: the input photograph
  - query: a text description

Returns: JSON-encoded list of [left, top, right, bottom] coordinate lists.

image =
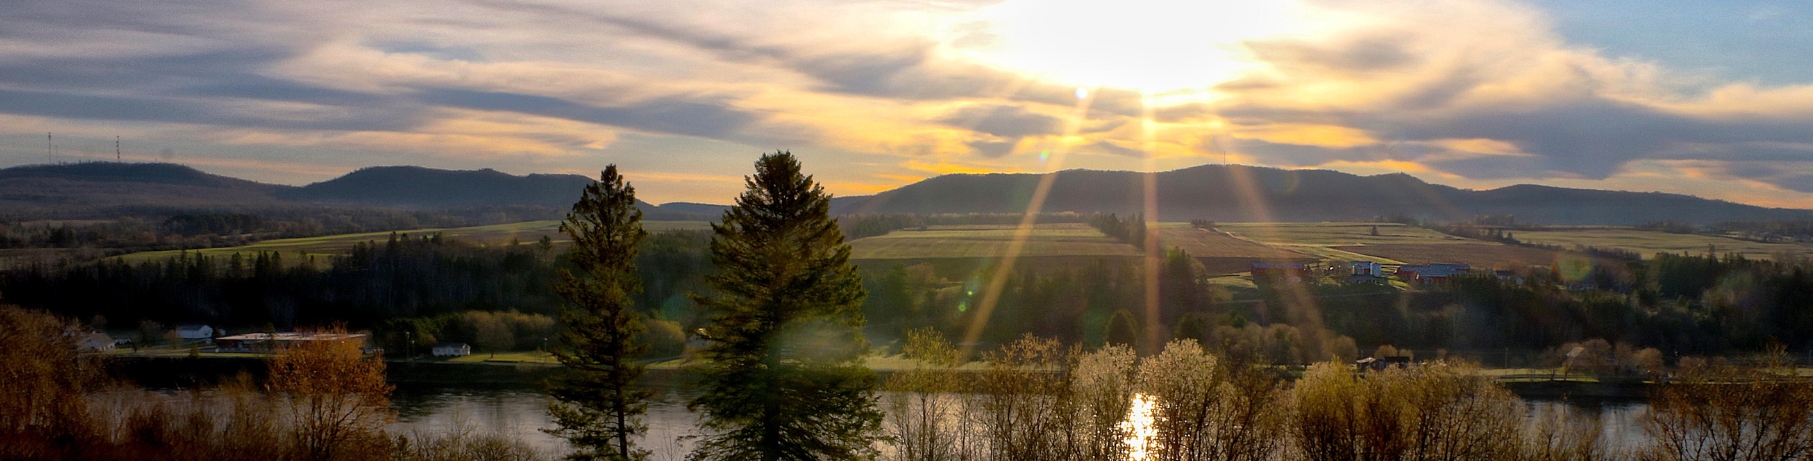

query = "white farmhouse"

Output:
[[432, 343, 472, 357]]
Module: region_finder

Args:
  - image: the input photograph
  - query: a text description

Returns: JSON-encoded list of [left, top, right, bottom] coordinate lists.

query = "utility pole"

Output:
[[47, 133, 52, 164], [116, 136, 121, 162]]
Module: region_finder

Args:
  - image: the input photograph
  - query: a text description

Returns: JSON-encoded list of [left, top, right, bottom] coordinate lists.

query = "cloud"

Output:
[[967, 139, 1019, 157], [936, 104, 1061, 137], [415, 89, 762, 141], [3, 0, 1813, 207]]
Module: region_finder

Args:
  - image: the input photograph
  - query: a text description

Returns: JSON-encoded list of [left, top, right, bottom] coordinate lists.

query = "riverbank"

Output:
[[105, 353, 1664, 402]]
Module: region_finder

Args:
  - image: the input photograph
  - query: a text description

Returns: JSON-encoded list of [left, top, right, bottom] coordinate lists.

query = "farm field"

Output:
[[1211, 222, 1483, 266], [848, 223, 1140, 260], [1512, 228, 1813, 260], [1217, 222, 1468, 246], [114, 220, 710, 264], [1153, 223, 1314, 274], [1332, 243, 1569, 269], [848, 223, 1143, 278]]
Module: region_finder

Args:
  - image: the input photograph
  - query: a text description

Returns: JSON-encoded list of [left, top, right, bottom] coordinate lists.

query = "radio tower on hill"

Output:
[[116, 136, 121, 161]]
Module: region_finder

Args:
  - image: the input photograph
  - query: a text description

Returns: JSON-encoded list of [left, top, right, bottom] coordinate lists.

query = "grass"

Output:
[[446, 351, 559, 364], [112, 220, 711, 264], [1217, 222, 1465, 246], [1513, 228, 1813, 260], [1153, 223, 1310, 259], [1333, 243, 1576, 269], [848, 223, 1140, 260], [1209, 222, 1483, 266]]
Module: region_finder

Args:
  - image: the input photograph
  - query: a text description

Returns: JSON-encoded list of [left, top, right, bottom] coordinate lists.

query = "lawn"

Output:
[[1513, 228, 1813, 260], [1216, 222, 1469, 246], [1333, 243, 1571, 269], [113, 220, 710, 264], [848, 223, 1141, 260]]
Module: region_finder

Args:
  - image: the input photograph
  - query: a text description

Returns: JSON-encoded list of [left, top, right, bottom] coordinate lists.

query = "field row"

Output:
[[110, 220, 1813, 279]]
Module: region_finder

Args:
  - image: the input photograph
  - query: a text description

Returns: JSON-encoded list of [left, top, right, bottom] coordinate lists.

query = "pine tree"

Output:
[[546, 165, 652, 461], [1106, 308, 1139, 348], [688, 151, 882, 461]]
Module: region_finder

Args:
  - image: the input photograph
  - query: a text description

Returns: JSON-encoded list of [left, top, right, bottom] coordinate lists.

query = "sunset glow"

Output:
[[955, 0, 1311, 93], [1, 0, 1811, 207]]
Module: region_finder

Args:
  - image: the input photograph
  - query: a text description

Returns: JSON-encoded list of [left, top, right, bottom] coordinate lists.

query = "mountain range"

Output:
[[3, 161, 1807, 225], [829, 164, 1813, 224]]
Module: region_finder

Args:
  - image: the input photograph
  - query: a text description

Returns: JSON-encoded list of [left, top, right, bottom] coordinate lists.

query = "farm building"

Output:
[[78, 332, 115, 351], [215, 332, 367, 352], [1348, 261, 1383, 276], [175, 324, 215, 343], [1356, 355, 1413, 372], [1396, 263, 1470, 284], [1250, 261, 1308, 283], [432, 343, 472, 357]]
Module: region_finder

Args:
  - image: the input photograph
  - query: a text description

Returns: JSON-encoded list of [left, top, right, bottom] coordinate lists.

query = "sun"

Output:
[[952, 0, 1313, 95]]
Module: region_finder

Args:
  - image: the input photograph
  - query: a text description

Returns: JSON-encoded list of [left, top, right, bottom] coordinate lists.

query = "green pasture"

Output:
[[113, 220, 710, 264], [848, 223, 1141, 260], [1513, 228, 1813, 260], [1216, 222, 1466, 247]]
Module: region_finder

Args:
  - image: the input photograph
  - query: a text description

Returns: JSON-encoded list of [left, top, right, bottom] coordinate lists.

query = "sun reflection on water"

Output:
[[1121, 393, 1157, 460]]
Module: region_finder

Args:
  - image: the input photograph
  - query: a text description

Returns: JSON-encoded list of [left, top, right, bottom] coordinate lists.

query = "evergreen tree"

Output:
[[1106, 308, 1140, 348], [688, 151, 882, 461], [546, 165, 651, 461]]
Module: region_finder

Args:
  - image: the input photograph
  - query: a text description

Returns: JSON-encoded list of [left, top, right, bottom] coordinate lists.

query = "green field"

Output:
[[848, 223, 1141, 260], [1513, 228, 1813, 260], [114, 220, 711, 264], [1210, 222, 1480, 265], [1217, 222, 1467, 246]]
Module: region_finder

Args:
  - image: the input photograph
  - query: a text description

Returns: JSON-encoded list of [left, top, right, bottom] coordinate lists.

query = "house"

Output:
[[78, 332, 115, 352], [175, 324, 215, 343], [1395, 263, 1470, 284], [1356, 355, 1413, 372], [432, 343, 471, 357], [215, 331, 367, 352], [1493, 270, 1523, 285], [1251, 261, 1309, 283]]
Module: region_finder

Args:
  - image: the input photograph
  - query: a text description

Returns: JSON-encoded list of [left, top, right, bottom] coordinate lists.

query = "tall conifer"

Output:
[[547, 165, 651, 461], [688, 151, 881, 461]]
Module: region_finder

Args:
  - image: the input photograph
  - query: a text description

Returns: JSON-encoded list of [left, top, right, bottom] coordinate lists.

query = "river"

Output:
[[388, 382, 1654, 458]]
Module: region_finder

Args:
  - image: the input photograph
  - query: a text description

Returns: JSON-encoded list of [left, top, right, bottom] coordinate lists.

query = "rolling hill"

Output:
[[0, 162, 285, 218], [3, 161, 1806, 225], [829, 164, 1812, 225], [0, 163, 714, 221]]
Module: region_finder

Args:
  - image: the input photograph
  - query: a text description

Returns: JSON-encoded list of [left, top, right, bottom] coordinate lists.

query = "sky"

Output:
[[3, 0, 1813, 207]]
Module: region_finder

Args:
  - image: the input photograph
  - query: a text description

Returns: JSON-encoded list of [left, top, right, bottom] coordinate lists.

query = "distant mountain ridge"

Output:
[[829, 164, 1813, 225], [2, 161, 1806, 225], [0, 163, 714, 221], [278, 166, 597, 209]]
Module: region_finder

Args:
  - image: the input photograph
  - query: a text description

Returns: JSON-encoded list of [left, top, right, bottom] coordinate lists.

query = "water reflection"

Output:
[[1120, 393, 1157, 460], [390, 385, 701, 459], [390, 383, 1653, 459]]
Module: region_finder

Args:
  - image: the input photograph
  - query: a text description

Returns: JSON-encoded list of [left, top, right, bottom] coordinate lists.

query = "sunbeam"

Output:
[[1141, 92, 1162, 354], [959, 86, 1098, 355]]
